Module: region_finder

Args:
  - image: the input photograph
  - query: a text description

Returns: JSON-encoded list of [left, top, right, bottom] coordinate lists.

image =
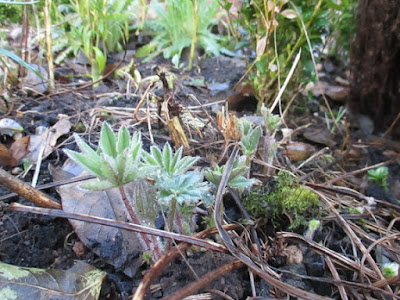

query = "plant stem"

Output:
[[168, 197, 178, 233], [188, 0, 199, 70], [118, 186, 162, 260], [174, 210, 185, 234], [44, 0, 54, 91]]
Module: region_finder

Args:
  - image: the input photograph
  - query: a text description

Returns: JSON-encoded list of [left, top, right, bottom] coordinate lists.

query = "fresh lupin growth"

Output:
[[64, 123, 162, 260], [64, 123, 153, 190], [143, 143, 212, 233], [204, 155, 259, 189]]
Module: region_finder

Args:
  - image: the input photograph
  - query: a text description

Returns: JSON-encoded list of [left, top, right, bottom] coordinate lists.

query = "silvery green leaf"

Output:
[[117, 126, 130, 154], [228, 176, 257, 188], [122, 152, 151, 183], [204, 169, 219, 185], [129, 141, 142, 163], [158, 189, 175, 205], [115, 154, 127, 181], [169, 146, 183, 172], [201, 192, 214, 206], [73, 133, 100, 162], [261, 105, 281, 132], [81, 179, 116, 190], [99, 123, 117, 158], [162, 143, 173, 173], [64, 150, 102, 177], [240, 126, 262, 156], [237, 118, 253, 136], [129, 132, 142, 156], [98, 155, 118, 183], [147, 145, 163, 166], [173, 156, 198, 175]]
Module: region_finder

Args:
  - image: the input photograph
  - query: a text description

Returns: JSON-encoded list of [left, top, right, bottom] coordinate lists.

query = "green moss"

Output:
[[243, 172, 320, 230]]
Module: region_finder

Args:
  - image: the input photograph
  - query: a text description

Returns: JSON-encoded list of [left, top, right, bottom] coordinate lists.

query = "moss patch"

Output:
[[243, 172, 320, 229]]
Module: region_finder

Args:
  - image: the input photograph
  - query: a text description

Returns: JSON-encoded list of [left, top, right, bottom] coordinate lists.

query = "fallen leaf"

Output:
[[22, 64, 49, 94], [50, 160, 158, 278], [0, 143, 17, 167], [283, 142, 316, 162], [303, 127, 336, 147], [312, 81, 349, 102], [72, 241, 88, 258], [9, 135, 30, 164], [216, 111, 241, 141], [0, 260, 105, 300], [256, 36, 267, 58], [27, 119, 71, 163]]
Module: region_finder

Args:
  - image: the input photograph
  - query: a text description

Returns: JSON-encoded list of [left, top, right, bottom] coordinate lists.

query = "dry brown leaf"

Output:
[[216, 111, 241, 141], [27, 119, 71, 163], [303, 127, 336, 147], [50, 160, 158, 278], [312, 81, 349, 102], [283, 142, 316, 162], [0, 143, 17, 167], [283, 245, 303, 264], [9, 135, 30, 164]]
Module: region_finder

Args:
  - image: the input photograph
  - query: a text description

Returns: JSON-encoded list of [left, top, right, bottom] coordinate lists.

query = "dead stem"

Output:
[[10, 203, 227, 252], [0, 167, 61, 209], [132, 225, 236, 300], [161, 260, 244, 300]]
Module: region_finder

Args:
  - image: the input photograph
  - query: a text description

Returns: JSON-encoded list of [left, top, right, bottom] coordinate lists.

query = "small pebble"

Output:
[[11, 167, 23, 175]]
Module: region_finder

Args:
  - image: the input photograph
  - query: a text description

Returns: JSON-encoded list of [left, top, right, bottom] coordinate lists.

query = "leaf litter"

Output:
[[0, 55, 399, 299]]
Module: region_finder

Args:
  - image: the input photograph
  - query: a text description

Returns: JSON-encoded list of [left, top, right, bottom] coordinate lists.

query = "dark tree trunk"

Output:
[[349, 0, 400, 137]]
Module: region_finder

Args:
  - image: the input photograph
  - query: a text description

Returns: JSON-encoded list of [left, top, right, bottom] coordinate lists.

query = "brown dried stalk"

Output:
[[9, 203, 227, 253], [0, 167, 61, 209], [132, 224, 236, 300]]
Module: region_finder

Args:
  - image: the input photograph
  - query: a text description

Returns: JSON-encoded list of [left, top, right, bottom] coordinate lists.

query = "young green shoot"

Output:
[[367, 166, 389, 191], [261, 105, 281, 173], [64, 123, 161, 260], [324, 106, 346, 134], [204, 156, 259, 190], [304, 219, 320, 240], [237, 118, 262, 166], [381, 262, 399, 278], [143, 143, 212, 234]]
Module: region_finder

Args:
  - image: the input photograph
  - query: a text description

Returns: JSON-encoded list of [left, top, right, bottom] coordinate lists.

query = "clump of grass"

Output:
[[136, 0, 227, 68]]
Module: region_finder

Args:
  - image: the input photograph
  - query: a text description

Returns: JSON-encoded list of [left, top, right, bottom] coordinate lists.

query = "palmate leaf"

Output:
[[228, 176, 258, 188], [146, 145, 163, 167], [81, 179, 116, 190], [145, 143, 199, 177], [169, 146, 183, 173], [156, 171, 211, 206], [204, 156, 258, 189]]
